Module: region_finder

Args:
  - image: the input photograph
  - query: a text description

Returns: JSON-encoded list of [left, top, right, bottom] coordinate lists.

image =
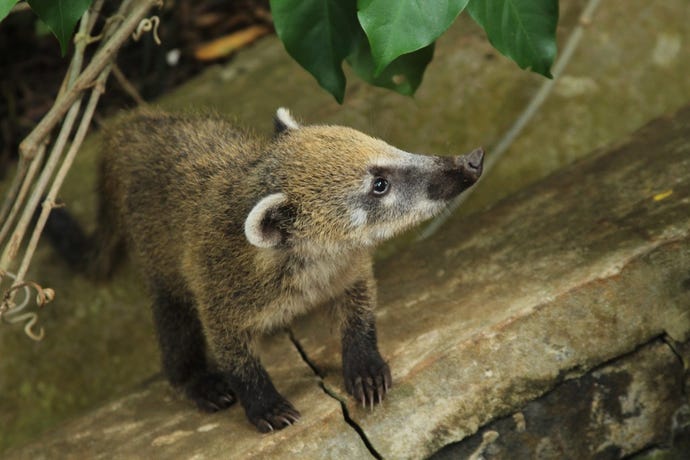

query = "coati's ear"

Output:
[[274, 107, 300, 135], [245, 193, 292, 248]]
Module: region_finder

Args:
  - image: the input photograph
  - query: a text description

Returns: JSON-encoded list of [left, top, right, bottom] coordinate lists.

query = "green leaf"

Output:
[[467, 0, 558, 78], [347, 31, 434, 96], [27, 0, 92, 55], [0, 0, 20, 24], [270, 0, 359, 103], [357, 0, 469, 75]]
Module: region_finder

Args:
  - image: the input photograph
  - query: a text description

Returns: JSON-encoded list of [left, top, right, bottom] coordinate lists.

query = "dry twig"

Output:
[[111, 63, 147, 106]]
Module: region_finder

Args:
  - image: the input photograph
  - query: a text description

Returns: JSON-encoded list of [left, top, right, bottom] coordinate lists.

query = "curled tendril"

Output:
[[132, 16, 161, 45], [8, 313, 44, 341], [0, 270, 54, 341]]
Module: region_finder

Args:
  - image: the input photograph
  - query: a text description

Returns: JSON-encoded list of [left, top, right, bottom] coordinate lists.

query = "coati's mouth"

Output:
[[353, 199, 449, 246]]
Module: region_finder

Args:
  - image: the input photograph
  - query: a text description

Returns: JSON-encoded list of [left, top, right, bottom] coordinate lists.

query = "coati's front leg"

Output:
[[203, 323, 301, 433], [339, 280, 392, 408]]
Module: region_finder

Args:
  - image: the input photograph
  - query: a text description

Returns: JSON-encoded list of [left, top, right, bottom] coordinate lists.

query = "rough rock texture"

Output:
[[6, 92, 690, 460], [430, 339, 690, 459]]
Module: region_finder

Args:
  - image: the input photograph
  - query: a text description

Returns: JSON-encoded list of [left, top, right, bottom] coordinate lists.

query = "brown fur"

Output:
[[52, 108, 483, 432]]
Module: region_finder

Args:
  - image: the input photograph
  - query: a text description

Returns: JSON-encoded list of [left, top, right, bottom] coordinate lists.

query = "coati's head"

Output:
[[244, 108, 484, 250]]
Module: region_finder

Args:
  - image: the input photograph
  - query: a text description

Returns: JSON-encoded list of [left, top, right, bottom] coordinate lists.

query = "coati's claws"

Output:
[[275, 415, 292, 426], [257, 420, 274, 433], [365, 377, 375, 410], [248, 398, 301, 433], [345, 359, 392, 409], [220, 394, 235, 404], [193, 396, 230, 413], [375, 372, 386, 404], [185, 373, 237, 413], [376, 376, 386, 404], [283, 410, 301, 424], [198, 402, 214, 412]]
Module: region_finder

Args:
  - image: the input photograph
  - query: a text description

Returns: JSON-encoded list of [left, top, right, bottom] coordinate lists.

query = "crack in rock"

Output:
[[287, 329, 383, 459]]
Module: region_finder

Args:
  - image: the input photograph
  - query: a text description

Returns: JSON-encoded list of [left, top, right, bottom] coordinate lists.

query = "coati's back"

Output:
[[99, 110, 265, 289]]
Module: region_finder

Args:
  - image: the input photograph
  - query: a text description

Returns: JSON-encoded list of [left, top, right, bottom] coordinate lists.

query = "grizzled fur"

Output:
[[46, 108, 483, 433]]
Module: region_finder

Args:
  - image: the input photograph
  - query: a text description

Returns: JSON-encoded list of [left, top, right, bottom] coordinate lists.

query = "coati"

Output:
[[45, 108, 484, 433]]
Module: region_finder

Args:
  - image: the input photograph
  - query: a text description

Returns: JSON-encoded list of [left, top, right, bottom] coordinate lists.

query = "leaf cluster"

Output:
[[271, 0, 559, 102]]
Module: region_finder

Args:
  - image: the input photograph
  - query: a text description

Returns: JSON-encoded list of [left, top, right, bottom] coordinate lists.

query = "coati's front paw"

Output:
[[343, 355, 392, 408], [244, 394, 301, 433], [184, 373, 237, 413]]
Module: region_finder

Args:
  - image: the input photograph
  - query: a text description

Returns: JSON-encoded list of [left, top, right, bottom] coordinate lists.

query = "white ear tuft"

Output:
[[274, 107, 300, 134], [245, 193, 289, 248]]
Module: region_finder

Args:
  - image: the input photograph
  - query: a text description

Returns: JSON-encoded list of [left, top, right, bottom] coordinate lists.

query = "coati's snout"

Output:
[[427, 147, 485, 201], [348, 146, 485, 244]]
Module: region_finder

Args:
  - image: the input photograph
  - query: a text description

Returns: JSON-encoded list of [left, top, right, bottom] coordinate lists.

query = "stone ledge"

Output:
[[5, 333, 373, 459], [7, 106, 690, 459]]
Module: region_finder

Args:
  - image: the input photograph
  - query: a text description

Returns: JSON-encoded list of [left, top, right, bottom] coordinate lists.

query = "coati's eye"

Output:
[[372, 177, 390, 196]]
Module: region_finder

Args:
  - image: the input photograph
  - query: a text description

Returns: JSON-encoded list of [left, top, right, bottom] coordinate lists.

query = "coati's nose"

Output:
[[457, 147, 484, 184], [427, 147, 485, 201]]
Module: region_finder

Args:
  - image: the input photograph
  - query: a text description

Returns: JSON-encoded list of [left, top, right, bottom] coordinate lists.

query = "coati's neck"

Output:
[[254, 241, 369, 301]]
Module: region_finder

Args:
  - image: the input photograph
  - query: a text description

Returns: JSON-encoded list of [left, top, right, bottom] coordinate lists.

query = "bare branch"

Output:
[[19, 0, 161, 161], [0, 145, 46, 247], [0, 0, 101, 241], [14, 66, 111, 297], [0, 99, 82, 268], [0, 158, 28, 232]]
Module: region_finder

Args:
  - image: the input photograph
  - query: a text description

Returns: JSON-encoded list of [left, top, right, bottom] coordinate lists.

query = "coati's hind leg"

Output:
[[228, 344, 301, 433], [151, 288, 236, 412], [203, 323, 301, 432]]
